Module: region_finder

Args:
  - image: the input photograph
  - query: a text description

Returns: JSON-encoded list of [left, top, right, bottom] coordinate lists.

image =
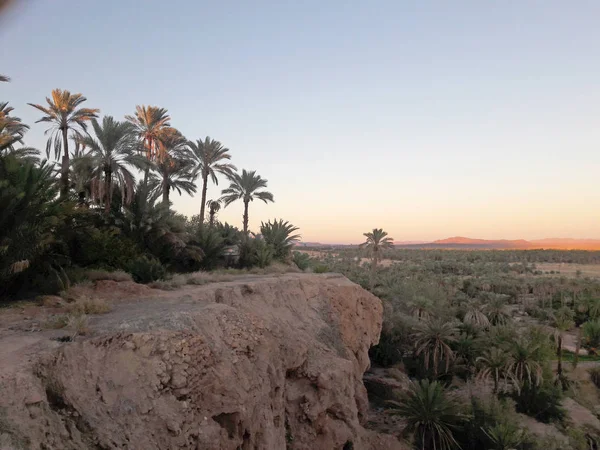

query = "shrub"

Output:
[[513, 381, 565, 423], [44, 314, 69, 329], [292, 251, 311, 271], [84, 269, 132, 282], [457, 396, 527, 450], [589, 367, 600, 389], [313, 264, 329, 274], [260, 219, 300, 261], [0, 156, 71, 298], [128, 256, 167, 284], [191, 226, 225, 270], [66, 296, 111, 315], [238, 238, 273, 269], [70, 227, 141, 271], [582, 320, 600, 351], [388, 380, 465, 450], [67, 313, 89, 337]]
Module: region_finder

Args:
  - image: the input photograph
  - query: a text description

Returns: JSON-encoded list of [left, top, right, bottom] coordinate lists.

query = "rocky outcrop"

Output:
[[0, 273, 403, 449]]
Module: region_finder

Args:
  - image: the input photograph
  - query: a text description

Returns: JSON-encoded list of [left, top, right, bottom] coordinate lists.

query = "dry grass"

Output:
[[67, 314, 89, 337], [149, 263, 301, 291], [536, 263, 600, 278], [43, 314, 70, 329], [85, 269, 132, 282], [64, 295, 111, 315]]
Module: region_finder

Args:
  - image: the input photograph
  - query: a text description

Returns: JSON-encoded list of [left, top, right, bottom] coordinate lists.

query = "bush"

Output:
[[238, 238, 273, 269], [583, 320, 600, 351], [313, 264, 329, 274], [589, 367, 600, 389], [84, 269, 132, 282], [513, 381, 565, 423], [70, 227, 141, 271], [457, 396, 528, 450], [292, 251, 311, 271], [260, 219, 300, 261], [128, 256, 167, 284], [192, 226, 225, 270]]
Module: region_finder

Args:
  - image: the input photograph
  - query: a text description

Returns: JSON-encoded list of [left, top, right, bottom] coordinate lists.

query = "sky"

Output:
[[2, 1, 600, 244]]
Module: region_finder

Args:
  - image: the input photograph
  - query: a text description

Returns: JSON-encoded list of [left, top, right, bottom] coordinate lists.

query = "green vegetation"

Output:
[[300, 235, 600, 449], [0, 85, 303, 299]]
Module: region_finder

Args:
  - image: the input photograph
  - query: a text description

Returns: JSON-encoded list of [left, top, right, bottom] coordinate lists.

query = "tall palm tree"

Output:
[[206, 199, 221, 226], [148, 130, 196, 205], [360, 228, 394, 286], [553, 306, 574, 381], [476, 347, 509, 393], [360, 228, 393, 269], [125, 105, 173, 187], [189, 137, 236, 223], [413, 317, 458, 377], [220, 169, 274, 235], [388, 380, 464, 450], [76, 116, 139, 213], [28, 89, 99, 197]]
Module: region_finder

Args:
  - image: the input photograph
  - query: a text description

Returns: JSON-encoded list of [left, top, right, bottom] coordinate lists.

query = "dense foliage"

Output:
[[300, 242, 600, 449], [0, 86, 302, 296]]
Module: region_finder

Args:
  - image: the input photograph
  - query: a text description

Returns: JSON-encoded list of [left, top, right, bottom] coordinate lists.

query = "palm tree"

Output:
[[360, 228, 394, 270], [388, 380, 464, 450], [476, 347, 509, 393], [482, 422, 525, 450], [206, 199, 221, 226], [553, 306, 574, 381], [0, 103, 39, 163], [505, 338, 544, 391], [0, 155, 68, 293], [408, 295, 433, 320], [148, 130, 196, 205], [463, 301, 490, 329], [483, 295, 511, 326], [189, 137, 236, 223], [125, 105, 173, 187], [413, 317, 458, 377], [76, 116, 139, 213], [260, 219, 301, 260], [220, 169, 274, 235], [28, 89, 99, 197]]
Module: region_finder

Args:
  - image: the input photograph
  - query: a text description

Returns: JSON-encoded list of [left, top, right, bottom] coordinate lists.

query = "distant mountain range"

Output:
[[295, 237, 600, 250], [394, 237, 600, 250]]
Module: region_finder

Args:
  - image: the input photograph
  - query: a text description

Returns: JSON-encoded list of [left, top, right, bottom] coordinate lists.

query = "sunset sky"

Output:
[[2, 1, 600, 244]]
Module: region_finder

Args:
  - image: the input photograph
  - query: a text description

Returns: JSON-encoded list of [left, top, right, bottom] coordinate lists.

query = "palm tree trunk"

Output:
[[199, 173, 208, 224], [104, 169, 112, 214], [209, 209, 215, 227], [573, 327, 582, 369], [162, 177, 169, 205], [60, 127, 70, 197], [557, 333, 563, 377], [243, 200, 249, 235]]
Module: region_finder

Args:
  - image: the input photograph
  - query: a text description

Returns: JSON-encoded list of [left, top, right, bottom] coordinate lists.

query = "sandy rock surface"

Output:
[[0, 273, 404, 450]]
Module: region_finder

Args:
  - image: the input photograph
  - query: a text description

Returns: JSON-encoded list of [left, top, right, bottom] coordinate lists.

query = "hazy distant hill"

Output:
[[394, 236, 600, 250]]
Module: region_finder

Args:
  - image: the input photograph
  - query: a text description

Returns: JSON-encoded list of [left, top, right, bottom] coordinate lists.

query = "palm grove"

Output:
[[0, 83, 301, 296], [335, 232, 600, 450]]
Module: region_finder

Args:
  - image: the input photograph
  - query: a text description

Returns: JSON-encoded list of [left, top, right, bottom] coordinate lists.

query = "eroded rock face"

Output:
[[0, 274, 403, 449]]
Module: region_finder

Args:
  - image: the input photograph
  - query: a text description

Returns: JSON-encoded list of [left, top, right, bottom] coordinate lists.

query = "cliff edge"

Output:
[[0, 273, 403, 449]]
